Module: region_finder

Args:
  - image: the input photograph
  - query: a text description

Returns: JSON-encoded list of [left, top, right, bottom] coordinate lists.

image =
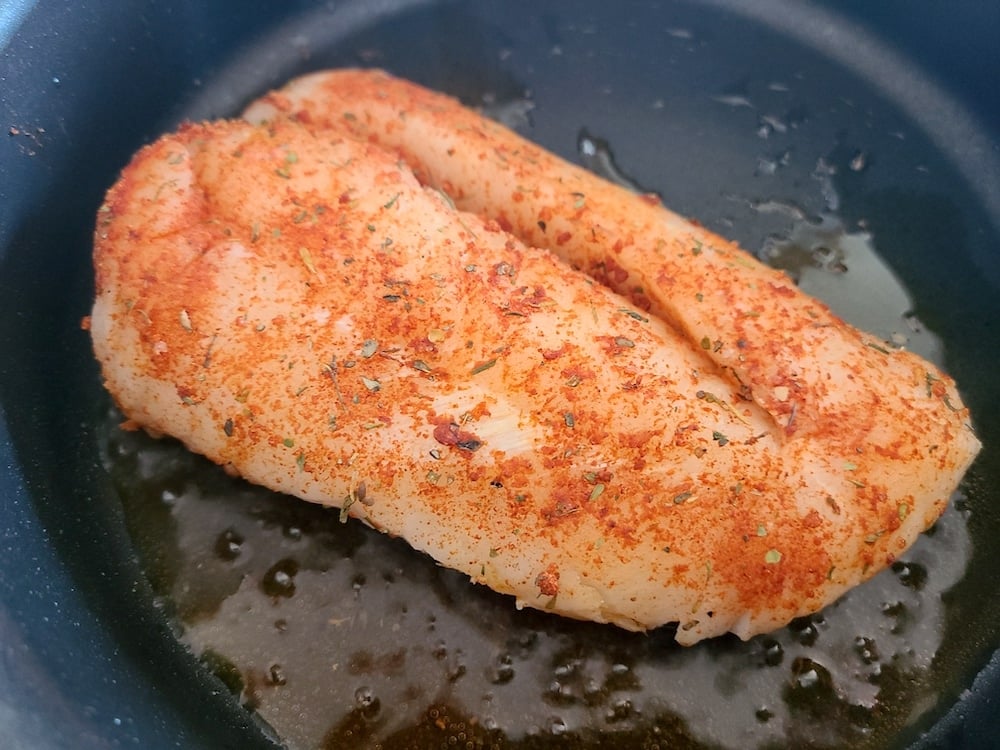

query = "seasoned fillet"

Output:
[[91, 76, 979, 645]]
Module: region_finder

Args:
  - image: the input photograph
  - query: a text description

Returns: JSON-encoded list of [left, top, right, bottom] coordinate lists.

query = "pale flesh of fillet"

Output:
[[91, 76, 979, 645]]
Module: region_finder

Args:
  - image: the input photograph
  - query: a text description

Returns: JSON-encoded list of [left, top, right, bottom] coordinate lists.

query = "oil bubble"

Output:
[[582, 677, 605, 706], [785, 657, 838, 718], [605, 698, 634, 723], [545, 680, 576, 706], [790, 619, 819, 647], [267, 663, 287, 686], [549, 717, 568, 735], [891, 561, 928, 591], [354, 686, 381, 720], [260, 558, 299, 598], [761, 639, 784, 667], [853, 636, 880, 665], [214, 528, 244, 561], [489, 653, 515, 685]]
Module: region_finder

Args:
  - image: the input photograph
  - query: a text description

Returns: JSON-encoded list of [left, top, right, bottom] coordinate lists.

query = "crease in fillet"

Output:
[[90, 72, 980, 646]]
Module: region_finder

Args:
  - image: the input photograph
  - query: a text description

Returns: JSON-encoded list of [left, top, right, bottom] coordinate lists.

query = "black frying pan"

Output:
[[2, 1, 999, 748]]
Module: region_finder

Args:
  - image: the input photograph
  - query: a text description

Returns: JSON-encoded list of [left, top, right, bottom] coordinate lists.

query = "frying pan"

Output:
[[2, 0, 999, 747]]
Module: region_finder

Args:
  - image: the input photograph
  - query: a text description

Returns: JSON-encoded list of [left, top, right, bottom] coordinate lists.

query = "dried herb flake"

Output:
[[471, 358, 497, 375]]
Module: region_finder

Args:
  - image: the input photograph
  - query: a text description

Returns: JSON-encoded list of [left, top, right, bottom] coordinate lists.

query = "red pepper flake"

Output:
[[535, 566, 560, 597], [768, 282, 797, 298], [409, 336, 437, 354], [541, 345, 567, 360], [433, 421, 483, 452]]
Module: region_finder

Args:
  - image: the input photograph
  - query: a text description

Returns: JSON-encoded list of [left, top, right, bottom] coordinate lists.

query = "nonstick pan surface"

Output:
[[2, 1, 999, 748]]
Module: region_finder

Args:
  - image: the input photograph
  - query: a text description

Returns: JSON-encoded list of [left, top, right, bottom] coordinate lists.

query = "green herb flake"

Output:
[[673, 491, 693, 505], [589, 483, 606, 502], [847, 478, 867, 488], [864, 530, 885, 545], [572, 191, 586, 209], [282, 438, 295, 448], [614, 336, 635, 348], [843, 460, 858, 471], [695, 292, 704, 302], [366, 223, 376, 232], [583, 472, 598, 484], [413, 360, 432, 373], [756, 524, 767, 537], [383, 192, 401, 209], [619, 308, 649, 323], [360, 339, 378, 358], [339, 495, 355, 523], [471, 358, 497, 375], [925, 371, 939, 397], [435, 188, 456, 210], [298, 246, 318, 275], [250, 222, 260, 243], [489, 547, 500, 558], [564, 412, 575, 428], [765, 549, 782, 564], [566, 374, 582, 388], [426, 470, 441, 484], [360, 376, 381, 392], [223, 418, 234, 437], [898, 502, 910, 521], [866, 341, 891, 355], [296, 452, 306, 472], [712, 430, 729, 446], [515, 493, 527, 503], [691, 240, 703, 256], [274, 167, 291, 179]]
